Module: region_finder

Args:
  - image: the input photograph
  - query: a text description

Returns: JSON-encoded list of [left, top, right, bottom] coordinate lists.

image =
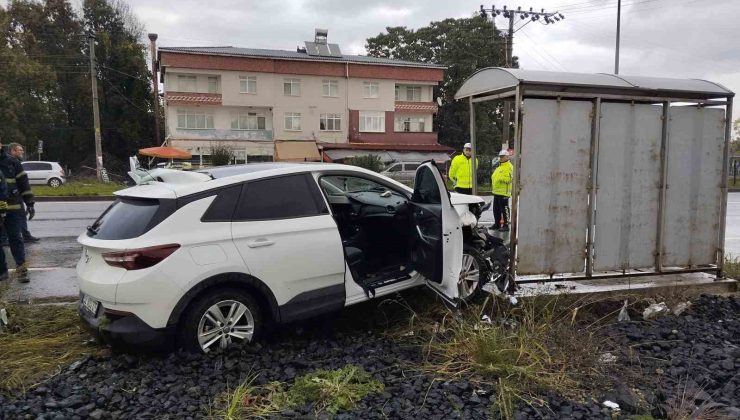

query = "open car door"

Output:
[[409, 161, 463, 306]]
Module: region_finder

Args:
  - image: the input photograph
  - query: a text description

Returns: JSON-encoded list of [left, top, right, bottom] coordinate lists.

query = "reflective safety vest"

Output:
[[491, 160, 513, 197], [448, 154, 478, 189]]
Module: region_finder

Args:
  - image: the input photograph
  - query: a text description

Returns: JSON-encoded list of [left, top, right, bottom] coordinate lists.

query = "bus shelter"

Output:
[[455, 68, 734, 282]]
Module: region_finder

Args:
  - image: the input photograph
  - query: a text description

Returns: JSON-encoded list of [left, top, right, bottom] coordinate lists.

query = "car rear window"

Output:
[[87, 197, 174, 240]]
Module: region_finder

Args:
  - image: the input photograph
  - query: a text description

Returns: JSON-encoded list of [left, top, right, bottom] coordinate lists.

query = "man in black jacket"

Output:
[[0, 143, 35, 283]]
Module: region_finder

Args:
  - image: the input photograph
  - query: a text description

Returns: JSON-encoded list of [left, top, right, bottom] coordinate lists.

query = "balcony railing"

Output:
[[172, 128, 273, 141]]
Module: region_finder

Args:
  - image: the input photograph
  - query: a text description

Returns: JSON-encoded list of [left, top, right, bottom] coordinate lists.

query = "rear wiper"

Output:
[[87, 221, 101, 235]]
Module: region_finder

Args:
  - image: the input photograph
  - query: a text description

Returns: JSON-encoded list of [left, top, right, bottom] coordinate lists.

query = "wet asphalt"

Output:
[[0, 193, 737, 303]]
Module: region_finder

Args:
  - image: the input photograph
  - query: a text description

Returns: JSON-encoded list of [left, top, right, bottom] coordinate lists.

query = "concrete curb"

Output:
[[35, 196, 115, 202]]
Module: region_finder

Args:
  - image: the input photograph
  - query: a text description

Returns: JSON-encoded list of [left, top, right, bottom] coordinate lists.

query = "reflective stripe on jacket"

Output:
[[448, 154, 478, 189], [491, 160, 514, 197]]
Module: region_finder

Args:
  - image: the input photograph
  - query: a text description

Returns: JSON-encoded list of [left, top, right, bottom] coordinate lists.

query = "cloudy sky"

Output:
[[10, 0, 739, 119]]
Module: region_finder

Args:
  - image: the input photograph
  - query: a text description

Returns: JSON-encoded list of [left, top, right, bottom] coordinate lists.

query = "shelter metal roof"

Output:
[[454, 68, 733, 100]]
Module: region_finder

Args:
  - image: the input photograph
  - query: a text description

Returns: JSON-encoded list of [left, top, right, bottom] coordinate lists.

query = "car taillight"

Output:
[[102, 244, 180, 270]]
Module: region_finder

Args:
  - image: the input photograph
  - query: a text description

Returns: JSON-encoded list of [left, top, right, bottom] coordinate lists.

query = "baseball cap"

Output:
[[463, 143, 472, 149]]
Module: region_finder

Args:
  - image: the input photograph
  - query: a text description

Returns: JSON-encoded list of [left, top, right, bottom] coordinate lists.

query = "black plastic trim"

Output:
[[278, 283, 346, 323]]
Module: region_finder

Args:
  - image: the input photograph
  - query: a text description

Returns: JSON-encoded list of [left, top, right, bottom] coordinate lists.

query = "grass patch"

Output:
[[0, 303, 106, 395], [211, 364, 384, 418], [33, 180, 122, 197], [393, 294, 619, 419], [724, 255, 740, 280]]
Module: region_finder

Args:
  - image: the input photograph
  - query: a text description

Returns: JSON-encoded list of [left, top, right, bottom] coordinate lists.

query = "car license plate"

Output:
[[82, 294, 99, 316]]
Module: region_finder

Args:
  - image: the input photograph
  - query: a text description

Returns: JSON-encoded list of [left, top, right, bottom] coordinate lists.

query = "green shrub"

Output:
[[210, 144, 235, 167], [344, 155, 384, 172]]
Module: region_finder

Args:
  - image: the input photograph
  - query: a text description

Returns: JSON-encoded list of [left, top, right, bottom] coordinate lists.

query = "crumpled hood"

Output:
[[450, 192, 485, 205]]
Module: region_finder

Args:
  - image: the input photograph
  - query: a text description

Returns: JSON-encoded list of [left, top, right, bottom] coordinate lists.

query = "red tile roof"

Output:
[[319, 142, 452, 152]]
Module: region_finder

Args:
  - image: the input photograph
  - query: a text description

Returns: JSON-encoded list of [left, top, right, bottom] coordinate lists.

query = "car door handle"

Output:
[[247, 238, 275, 248]]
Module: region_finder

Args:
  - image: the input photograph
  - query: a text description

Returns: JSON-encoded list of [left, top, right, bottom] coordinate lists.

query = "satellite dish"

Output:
[[436, 97, 443, 106]]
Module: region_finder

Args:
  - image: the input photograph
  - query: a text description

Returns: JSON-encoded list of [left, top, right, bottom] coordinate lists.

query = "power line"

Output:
[[97, 63, 150, 83], [100, 76, 150, 114]]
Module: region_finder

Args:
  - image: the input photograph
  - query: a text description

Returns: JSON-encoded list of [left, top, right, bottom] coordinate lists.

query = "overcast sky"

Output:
[[6, 0, 739, 119]]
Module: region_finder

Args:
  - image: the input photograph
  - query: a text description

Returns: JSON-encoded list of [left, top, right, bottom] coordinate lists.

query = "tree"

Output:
[[366, 15, 515, 154], [732, 118, 740, 154], [210, 143, 234, 166]]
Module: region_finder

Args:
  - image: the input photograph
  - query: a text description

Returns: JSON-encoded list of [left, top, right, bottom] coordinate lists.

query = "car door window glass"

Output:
[[39, 163, 52, 170], [23, 163, 43, 171], [412, 166, 441, 204], [404, 163, 420, 171], [386, 164, 402, 172], [234, 174, 325, 221]]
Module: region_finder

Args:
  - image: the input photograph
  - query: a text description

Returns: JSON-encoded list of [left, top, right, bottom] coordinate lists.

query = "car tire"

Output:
[[459, 244, 491, 304], [180, 287, 262, 353], [47, 178, 62, 188]]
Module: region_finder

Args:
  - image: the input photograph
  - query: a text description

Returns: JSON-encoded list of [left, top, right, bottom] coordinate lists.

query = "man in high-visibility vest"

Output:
[[491, 149, 513, 231], [448, 142, 478, 194]]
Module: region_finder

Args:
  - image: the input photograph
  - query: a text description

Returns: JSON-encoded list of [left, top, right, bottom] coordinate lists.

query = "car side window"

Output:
[[387, 164, 402, 172], [40, 163, 52, 170], [404, 163, 420, 171], [23, 163, 41, 171], [412, 166, 441, 205], [233, 174, 326, 221]]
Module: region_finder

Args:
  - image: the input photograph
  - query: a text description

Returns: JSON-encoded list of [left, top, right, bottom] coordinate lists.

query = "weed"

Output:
[[211, 364, 384, 418], [33, 180, 122, 197], [723, 255, 740, 280], [665, 379, 726, 420], [0, 303, 106, 395]]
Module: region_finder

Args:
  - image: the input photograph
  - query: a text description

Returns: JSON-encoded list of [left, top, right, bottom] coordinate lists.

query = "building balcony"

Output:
[[171, 128, 273, 141], [394, 101, 438, 113]]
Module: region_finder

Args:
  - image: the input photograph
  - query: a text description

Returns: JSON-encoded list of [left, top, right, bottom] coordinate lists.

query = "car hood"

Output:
[[450, 193, 485, 205]]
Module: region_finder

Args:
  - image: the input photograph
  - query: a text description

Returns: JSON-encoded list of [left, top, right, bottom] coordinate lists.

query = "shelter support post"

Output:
[[585, 98, 602, 277], [509, 86, 522, 279], [655, 101, 671, 272], [469, 97, 478, 195], [717, 97, 733, 278]]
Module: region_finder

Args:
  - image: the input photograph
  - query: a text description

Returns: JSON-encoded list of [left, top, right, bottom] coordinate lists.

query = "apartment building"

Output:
[[158, 29, 450, 164]]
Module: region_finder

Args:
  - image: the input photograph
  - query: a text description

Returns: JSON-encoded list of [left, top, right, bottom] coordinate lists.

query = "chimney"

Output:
[[314, 28, 328, 45]]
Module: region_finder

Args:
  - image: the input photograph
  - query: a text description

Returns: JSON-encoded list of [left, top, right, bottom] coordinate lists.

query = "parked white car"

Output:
[[380, 161, 422, 183], [77, 162, 509, 352], [21, 161, 66, 187]]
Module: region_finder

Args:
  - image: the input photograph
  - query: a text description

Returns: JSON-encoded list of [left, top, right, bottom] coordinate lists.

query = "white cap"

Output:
[[499, 149, 510, 156], [463, 143, 472, 149]]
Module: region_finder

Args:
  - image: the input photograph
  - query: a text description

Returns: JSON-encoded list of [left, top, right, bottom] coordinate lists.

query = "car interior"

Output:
[[318, 175, 414, 289]]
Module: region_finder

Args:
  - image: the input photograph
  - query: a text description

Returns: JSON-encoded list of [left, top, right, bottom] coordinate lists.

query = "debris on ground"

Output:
[[672, 301, 692, 316], [603, 400, 620, 410], [617, 299, 630, 322], [598, 352, 617, 364], [642, 302, 669, 319]]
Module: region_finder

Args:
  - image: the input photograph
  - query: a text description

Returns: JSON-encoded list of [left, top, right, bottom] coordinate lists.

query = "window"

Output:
[[283, 78, 301, 96], [207, 76, 219, 94], [177, 109, 214, 129], [405, 86, 422, 101], [320, 114, 341, 131], [231, 112, 266, 130], [234, 174, 325, 221], [395, 116, 426, 132], [88, 198, 172, 240], [22, 162, 52, 171], [412, 166, 441, 205], [395, 85, 400, 100], [284, 112, 302, 131], [239, 76, 257, 94], [386, 164, 402, 173], [177, 75, 197, 92], [363, 81, 379, 98], [404, 163, 420, 171], [322, 80, 338, 97], [359, 111, 385, 133]]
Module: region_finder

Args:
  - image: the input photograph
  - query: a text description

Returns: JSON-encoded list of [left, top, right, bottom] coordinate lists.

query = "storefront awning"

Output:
[[274, 141, 321, 162]]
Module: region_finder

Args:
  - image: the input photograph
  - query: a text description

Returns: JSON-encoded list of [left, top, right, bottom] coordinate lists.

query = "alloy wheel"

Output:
[[458, 253, 480, 298], [197, 300, 254, 352], [49, 178, 61, 187]]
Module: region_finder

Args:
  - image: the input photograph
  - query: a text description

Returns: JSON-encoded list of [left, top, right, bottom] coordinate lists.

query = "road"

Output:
[[1, 194, 737, 302]]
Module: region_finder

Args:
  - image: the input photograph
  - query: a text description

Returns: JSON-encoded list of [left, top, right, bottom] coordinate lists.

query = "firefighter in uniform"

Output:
[[491, 149, 513, 231], [0, 143, 34, 282]]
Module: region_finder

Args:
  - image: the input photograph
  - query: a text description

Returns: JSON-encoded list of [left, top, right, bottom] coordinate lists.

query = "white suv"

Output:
[[77, 162, 508, 352]]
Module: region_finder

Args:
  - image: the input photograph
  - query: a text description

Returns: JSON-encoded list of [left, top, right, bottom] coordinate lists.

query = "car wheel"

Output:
[[180, 288, 262, 353], [48, 178, 62, 188], [458, 244, 490, 303]]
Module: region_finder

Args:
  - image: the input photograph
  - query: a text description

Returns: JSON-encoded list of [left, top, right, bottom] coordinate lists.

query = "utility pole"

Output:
[[148, 33, 161, 146], [614, 0, 621, 74], [480, 5, 565, 148], [89, 35, 104, 181]]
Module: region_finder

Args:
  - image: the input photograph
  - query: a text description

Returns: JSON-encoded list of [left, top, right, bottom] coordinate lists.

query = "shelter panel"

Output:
[[517, 99, 592, 275], [662, 107, 725, 267], [593, 103, 663, 271]]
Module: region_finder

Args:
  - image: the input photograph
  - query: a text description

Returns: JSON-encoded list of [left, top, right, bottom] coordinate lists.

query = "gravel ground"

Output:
[[0, 294, 737, 419]]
